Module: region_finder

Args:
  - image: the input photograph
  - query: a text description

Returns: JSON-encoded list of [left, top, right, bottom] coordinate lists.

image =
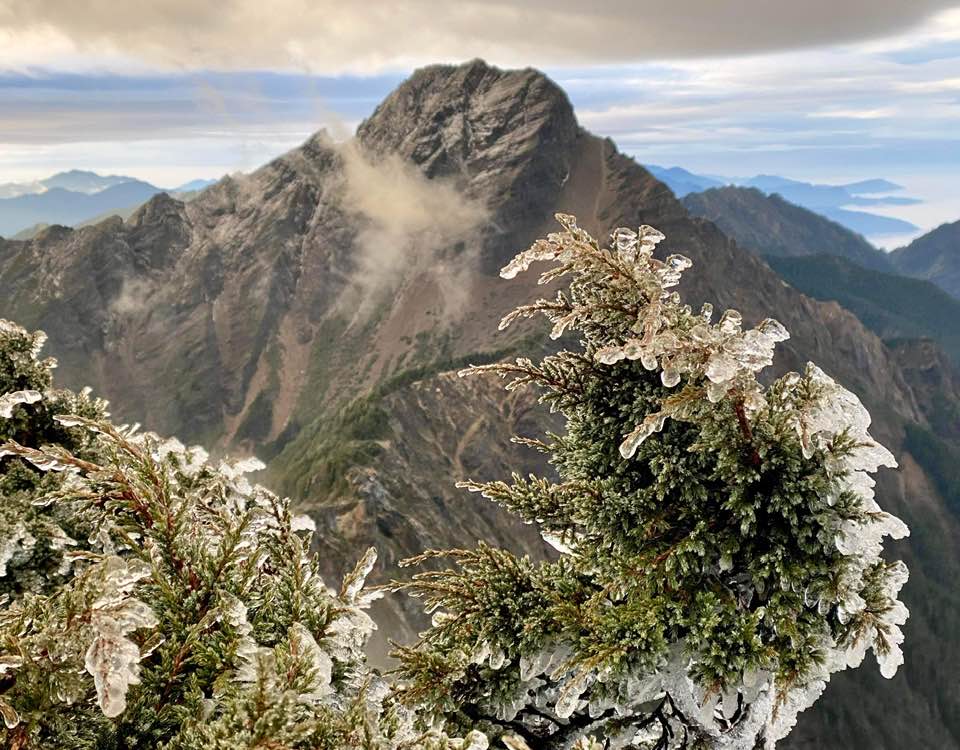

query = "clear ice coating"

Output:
[[291, 514, 317, 532], [619, 413, 667, 458], [613, 227, 638, 256], [341, 546, 378, 604], [288, 622, 334, 699], [0, 389, 43, 419], [0, 522, 36, 577], [660, 367, 681, 388], [0, 697, 18, 729], [84, 557, 158, 717]]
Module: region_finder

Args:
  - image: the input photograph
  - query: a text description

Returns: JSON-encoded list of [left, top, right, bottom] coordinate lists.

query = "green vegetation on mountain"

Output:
[[0, 319, 492, 750], [768, 254, 960, 366], [891, 220, 960, 300], [1, 60, 959, 748], [395, 215, 908, 749], [1, 211, 914, 748]]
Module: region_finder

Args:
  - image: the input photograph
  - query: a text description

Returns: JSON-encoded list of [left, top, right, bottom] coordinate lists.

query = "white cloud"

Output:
[[808, 107, 899, 119], [897, 77, 960, 92], [0, 0, 957, 73]]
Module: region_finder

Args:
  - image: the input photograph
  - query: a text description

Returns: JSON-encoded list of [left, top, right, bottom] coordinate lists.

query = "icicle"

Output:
[[619, 413, 668, 458], [718, 309, 743, 334], [0, 390, 43, 419]]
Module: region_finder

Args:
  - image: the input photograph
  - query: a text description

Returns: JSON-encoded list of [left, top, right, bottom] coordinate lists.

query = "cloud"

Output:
[[572, 38, 960, 158], [808, 107, 899, 119], [109, 278, 153, 316], [333, 138, 487, 318], [0, 1, 957, 73]]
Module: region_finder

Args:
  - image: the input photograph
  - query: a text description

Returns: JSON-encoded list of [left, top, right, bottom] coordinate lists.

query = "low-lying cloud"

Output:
[[334, 138, 487, 318], [1, 1, 957, 73]]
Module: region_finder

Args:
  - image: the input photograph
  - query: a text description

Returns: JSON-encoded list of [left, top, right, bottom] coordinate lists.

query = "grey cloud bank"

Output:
[[1, 0, 958, 72]]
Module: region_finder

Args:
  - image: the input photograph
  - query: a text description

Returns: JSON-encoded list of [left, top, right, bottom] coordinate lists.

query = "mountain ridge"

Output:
[[0, 180, 162, 236], [650, 164, 920, 238], [892, 220, 960, 300], [0, 172, 222, 238], [682, 185, 893, 271]]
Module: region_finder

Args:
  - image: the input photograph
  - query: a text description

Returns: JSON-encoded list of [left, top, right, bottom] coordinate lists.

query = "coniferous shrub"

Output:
[[394, 215, 909, 749], [0, 320, 482, 750]]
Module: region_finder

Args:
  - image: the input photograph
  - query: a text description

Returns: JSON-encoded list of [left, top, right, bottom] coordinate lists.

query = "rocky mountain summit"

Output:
[[1, 60, 959, 748]]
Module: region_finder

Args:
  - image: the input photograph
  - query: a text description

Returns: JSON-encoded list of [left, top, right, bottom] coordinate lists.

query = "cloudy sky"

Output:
[[1, 1, 958, 242]]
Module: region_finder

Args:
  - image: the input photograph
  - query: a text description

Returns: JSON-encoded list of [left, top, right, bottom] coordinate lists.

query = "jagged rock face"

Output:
[[0, 141, 352, 444], [1, 59, 959, 747], [682, 186, 893, 273], [892, 220, 960, 300], [891, 338, 960, 440], [0, 61, 918, 452], [357, 60, 579, 270]]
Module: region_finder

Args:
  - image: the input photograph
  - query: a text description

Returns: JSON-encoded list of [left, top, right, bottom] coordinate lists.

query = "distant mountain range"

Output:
[[683, 186, 895, 272], [682, 183, 960, 305], [682, 184, 960, 364], [0, 171, 218, 237], [0, 169, 137, 199], [647, 164, 921, 237]]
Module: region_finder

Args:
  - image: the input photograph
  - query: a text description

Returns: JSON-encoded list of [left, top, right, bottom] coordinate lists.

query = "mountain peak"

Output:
[[127, 192, 184, 228], [357, 59, 578, 181], [355, 60, 580, 263]]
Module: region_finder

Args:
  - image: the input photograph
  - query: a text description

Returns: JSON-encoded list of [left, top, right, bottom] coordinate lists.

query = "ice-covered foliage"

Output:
[[0, 320, 471, 749], [394, 215, 909, 749]]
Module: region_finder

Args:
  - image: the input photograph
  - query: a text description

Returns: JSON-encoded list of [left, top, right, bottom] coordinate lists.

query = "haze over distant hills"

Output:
[[682, 185, 960, 365], [683, 186, 894, 272], [0, 169, 137, 198], [647, 164, 921, 239], [682, 184, 960, 307], [0, 171, 219, 238]]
